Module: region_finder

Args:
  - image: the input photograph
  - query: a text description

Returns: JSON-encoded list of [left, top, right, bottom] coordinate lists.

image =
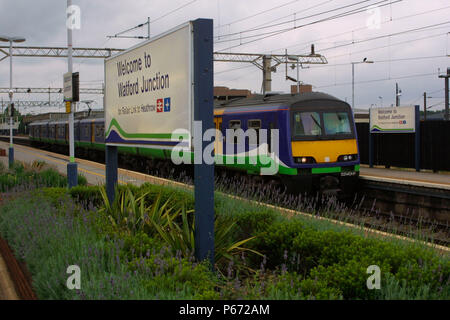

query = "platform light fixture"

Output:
[[351, 58, 374, 109], [0, 35, 26, 168]]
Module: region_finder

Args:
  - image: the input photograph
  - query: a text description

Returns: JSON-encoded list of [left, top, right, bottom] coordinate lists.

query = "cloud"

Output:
[[0, 0, 448, 111]]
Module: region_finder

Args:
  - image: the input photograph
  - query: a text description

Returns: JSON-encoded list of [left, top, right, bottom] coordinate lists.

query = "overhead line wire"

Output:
[[318, 21, 450, 52], [215, 0, 400, 51], [215, 0, 302, 30], [215, 0, 378, 39], [274, 4, 450, 54], [316, 71, 439, 89], [326, 31, 448, 60]]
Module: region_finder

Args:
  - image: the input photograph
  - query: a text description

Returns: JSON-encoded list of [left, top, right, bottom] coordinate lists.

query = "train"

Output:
[[28, 92, 360, 196]]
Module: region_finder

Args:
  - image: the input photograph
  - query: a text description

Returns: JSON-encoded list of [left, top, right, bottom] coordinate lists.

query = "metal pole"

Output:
[[67, 0, 78, 187], [297, 60, 300, 95], [414, 105, 420, 172], [396, 83, 399, 107], [9, 40, 14, 168], [423, 92, 427, 121], [193, 19, 214, 269], [445, 69, 449, 121], [438, 68, 450, 121], [352, 63, 355, 109], [369, 108, 373, 168], [106, 145, 118, 204], [262, 55, 272, 94]]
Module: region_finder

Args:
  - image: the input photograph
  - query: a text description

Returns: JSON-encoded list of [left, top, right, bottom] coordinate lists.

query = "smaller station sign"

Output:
[[63, 72, 73, 102], [370, 106, 416, 133]]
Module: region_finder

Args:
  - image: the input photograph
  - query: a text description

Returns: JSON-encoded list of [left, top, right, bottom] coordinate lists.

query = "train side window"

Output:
[[229, 120, 241, 130], [247, 119, 261, 145], [83, 125, 89, 138], [96, 124, 104, 138], [229, 120, 241, 144]]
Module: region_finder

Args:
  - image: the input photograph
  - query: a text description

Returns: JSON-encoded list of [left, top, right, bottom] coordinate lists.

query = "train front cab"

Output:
[[285, 99, 360, 196]]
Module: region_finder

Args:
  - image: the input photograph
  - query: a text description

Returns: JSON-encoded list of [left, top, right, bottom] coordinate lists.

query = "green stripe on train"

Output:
[[28, 137, 358, 176], [312, 167, 341, 174], [311, 165, 359, 174]]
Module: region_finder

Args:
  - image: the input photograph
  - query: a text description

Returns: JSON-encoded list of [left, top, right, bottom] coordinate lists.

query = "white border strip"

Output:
[[360, 174, 450, 191]]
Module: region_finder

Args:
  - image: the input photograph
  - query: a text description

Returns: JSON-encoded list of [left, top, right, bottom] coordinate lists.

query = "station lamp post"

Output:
[[0, 35, 26, 168], [351, 58, 373, 109], [438, 68, 450, 121], [66, 0, 78, 188]]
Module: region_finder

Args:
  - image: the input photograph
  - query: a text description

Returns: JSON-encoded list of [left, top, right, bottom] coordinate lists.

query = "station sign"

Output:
[[63, 72, 79, 102], [104, 22, 193, 149], [370, 106, 416, 133], [63, 72, 73, 102]]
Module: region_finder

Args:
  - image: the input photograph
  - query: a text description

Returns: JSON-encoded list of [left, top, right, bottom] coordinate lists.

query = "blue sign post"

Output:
[[193, 18, 215, 268], [105, 145, 118, 204], [414, 105, 420, 172]]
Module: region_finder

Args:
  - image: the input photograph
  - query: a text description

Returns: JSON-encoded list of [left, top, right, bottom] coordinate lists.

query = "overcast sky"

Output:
[[0, 0, 449, 114]]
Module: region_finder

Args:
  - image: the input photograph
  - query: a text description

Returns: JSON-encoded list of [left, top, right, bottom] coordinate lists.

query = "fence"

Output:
[[356, 121, 450, 171]]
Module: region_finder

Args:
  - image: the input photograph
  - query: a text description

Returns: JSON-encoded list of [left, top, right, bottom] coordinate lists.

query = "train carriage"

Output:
[[28, 91, 360, 196]]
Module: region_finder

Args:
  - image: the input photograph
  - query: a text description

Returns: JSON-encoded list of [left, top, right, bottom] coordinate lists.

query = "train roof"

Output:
[[79, 118, 104, 124], [49, 120, 70, 125], [30, 118, 105, 126], [214, 92, 344, 109], [29, 120, 52, 126]]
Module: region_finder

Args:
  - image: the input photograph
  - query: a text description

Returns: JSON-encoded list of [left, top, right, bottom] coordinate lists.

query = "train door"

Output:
[[91, 121, 95, 143], [213, 117, 223, 155]]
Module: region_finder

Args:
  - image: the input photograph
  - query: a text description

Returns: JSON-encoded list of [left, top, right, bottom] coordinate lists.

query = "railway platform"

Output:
[[0, 250, 18, 300], [1, 136, 449, 192], [359, 165, 450, 191], [0, 141, 182, 188]]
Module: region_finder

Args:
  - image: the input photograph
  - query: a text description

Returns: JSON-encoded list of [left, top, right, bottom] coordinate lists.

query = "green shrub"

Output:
[[249, 219, 308, 270], [375, 272, 450, 300], [36, 168, 67, 187], [215, 197, 284, 241], [36, 187, 70, 207], [141, 258, 219, 299], [77, 174, 88, 186], [120, 231, 165, 261], [0, 162, 84, 190], [258, 272, 343, 300], [308, 258, 391, 299], [69, 185, 103, 205]]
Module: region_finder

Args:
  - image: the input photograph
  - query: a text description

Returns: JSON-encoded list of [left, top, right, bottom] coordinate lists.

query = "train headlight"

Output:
[[338, 154, 358, 162], [294, 157, 316, 164]]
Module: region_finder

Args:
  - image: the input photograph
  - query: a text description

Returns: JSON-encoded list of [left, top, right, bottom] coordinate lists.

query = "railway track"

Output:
[[2, 135, 449, 246]]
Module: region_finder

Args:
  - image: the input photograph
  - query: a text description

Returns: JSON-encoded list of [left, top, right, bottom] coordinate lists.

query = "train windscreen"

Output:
[[291, 106, 354, 141], [323, 112, 352, 135]]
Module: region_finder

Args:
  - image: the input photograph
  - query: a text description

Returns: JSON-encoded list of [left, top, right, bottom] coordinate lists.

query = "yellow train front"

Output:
[[214, 92, 360, 197]]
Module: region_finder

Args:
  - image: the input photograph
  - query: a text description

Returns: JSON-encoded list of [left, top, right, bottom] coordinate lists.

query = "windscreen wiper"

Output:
[[310, 114, 321, 129]]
